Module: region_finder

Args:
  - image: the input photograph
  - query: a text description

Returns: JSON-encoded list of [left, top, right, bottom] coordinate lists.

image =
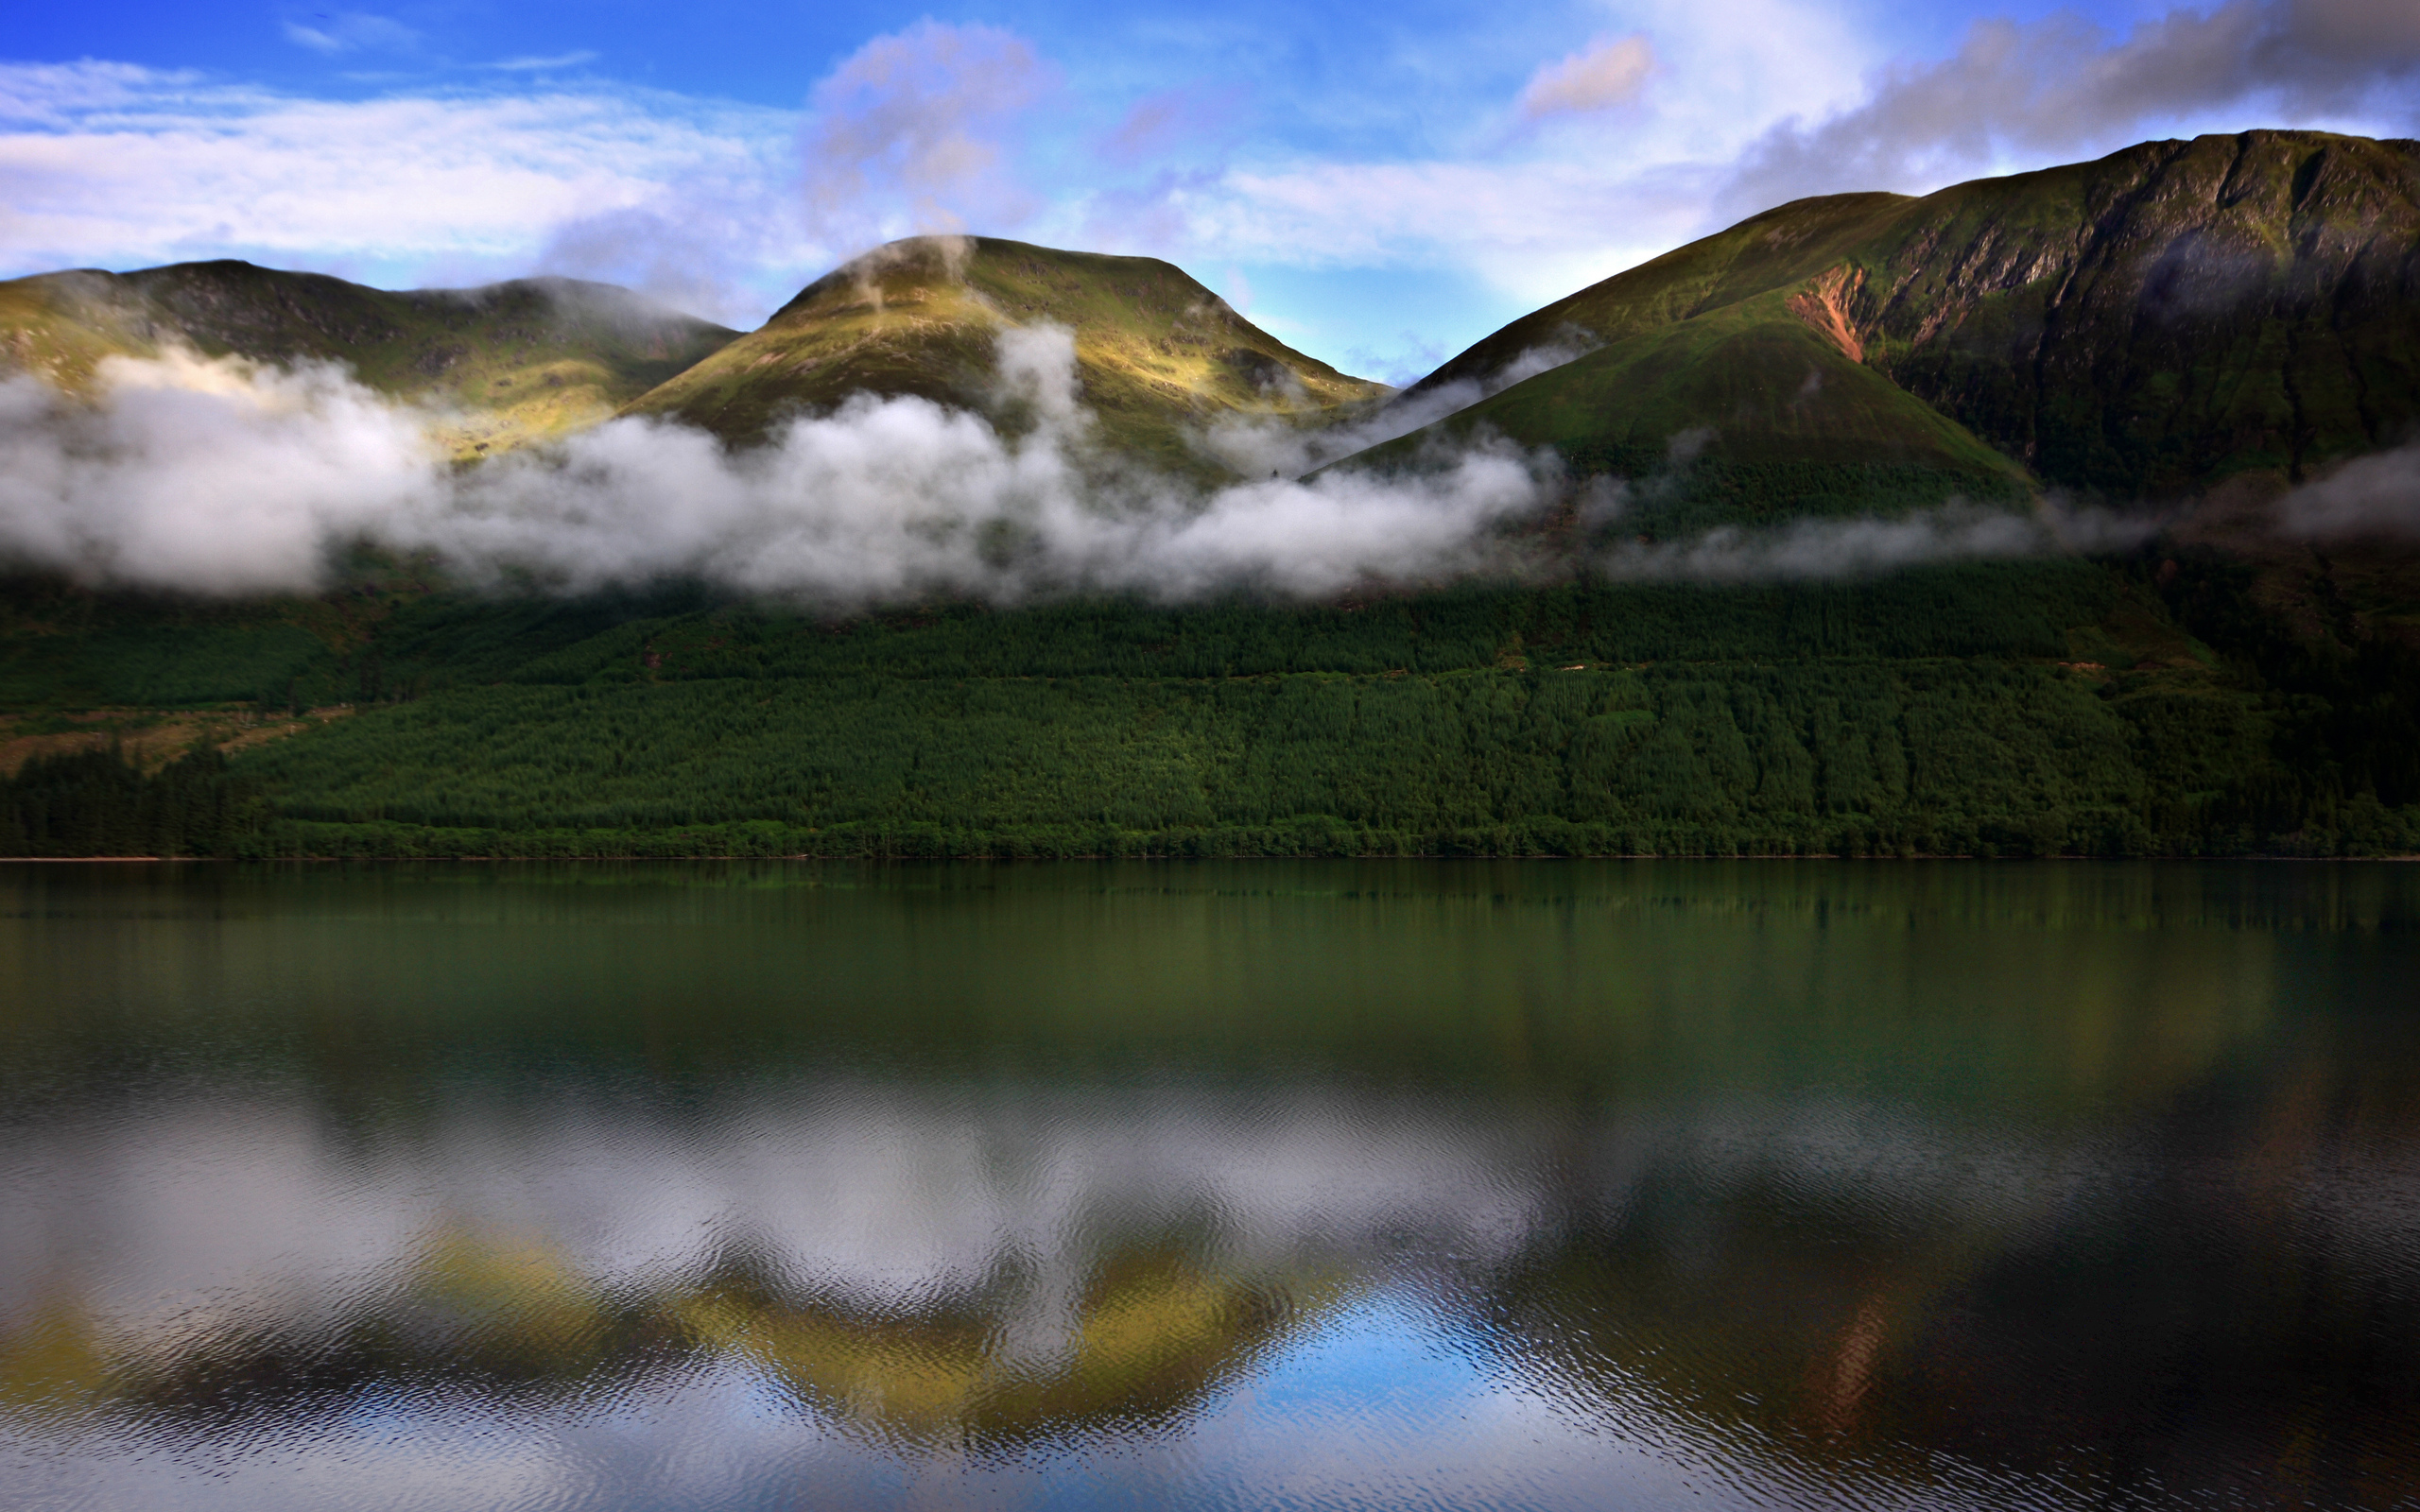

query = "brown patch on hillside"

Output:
[[0, 707, 353, 777], [1787, 266, 1867, 363]]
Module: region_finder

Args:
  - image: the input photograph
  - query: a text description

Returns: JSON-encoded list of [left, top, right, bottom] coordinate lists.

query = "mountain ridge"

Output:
[[2, 132, 2416, 859], [0, 260, 741, 457], [1366, 129, 2420, 509]]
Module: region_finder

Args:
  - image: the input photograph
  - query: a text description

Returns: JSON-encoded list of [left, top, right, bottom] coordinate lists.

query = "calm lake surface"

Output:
[[2, 860, 2416, 1511]]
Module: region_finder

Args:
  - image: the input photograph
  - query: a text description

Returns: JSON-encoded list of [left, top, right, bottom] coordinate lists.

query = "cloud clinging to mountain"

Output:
[[0, 335, 2163, 606]]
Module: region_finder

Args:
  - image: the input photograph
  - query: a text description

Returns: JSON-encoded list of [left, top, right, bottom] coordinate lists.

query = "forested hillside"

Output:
[[4, 551, 2413, 858]]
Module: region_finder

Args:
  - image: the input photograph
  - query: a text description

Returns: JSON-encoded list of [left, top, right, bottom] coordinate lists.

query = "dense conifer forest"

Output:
[[5, 548, 2412, 859]]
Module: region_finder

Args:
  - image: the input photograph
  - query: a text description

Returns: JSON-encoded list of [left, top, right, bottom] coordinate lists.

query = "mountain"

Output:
[[3, 138, 2416, 860], [0, 260, 738, 456], [619, 235, 1389, 474], [1357, 129, 2420, 530]]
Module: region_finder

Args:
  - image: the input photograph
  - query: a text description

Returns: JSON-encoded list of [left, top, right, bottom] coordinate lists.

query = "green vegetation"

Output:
[[0, 747, 263, 857], [4, 136, 2417, 859], [3, 556, 2411, 860]]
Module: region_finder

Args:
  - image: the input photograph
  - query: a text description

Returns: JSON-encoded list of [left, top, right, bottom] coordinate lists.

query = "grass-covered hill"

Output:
[[2, 136, 2416, 861], [1367, 129, 2420, 528], [0, 260, 738, 457], [619, 235, 1390, 474]]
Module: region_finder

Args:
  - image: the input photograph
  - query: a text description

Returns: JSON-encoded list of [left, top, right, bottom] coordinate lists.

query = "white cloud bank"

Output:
[[0, 335, 1551, 603], [0, 335, 2153, 607]]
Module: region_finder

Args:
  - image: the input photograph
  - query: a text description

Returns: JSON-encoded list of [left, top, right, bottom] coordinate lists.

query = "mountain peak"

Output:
[[623, 235, 1388, 474]]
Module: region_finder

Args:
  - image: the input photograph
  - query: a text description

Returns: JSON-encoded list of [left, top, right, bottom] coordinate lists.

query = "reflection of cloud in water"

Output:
[[5, 1079, 1560, 1334], [8, 1074, 2418, 1469]]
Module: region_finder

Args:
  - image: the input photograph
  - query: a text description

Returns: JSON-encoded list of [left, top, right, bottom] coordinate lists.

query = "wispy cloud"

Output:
[[799, 20, 1060, 249], [282, 11, 420, 56], [480, 51, 602, 73]]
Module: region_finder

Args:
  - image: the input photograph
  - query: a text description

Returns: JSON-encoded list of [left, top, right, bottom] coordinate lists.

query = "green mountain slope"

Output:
[[621, 236, 1389, 474], [1364, 129, 2420, 520], [3, 138, 2416, 861], [0, 260, 738, 457]]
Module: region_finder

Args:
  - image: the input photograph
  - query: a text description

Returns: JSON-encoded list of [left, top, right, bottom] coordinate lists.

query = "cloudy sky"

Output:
[[5, 0, 2416, 381]]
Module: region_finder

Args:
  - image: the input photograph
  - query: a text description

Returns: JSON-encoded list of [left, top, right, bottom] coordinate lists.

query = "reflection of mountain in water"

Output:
[[1470, 1075, 2420, 1508], [6, 1053, 2418, 1500], [4, 862, 2418, 1504]]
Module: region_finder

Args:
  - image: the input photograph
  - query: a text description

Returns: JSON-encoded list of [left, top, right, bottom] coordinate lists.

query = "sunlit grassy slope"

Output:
[[1365, 129, 2420, 514], [621, 236, 1390, 474], [0, 261, 738, 457]]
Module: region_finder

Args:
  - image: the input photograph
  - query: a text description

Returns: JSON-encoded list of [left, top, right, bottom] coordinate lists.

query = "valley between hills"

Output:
[[2, 127, 2416, 859]]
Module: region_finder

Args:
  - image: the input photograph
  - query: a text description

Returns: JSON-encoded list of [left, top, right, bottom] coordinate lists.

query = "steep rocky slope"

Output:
[[1369, 130, 2420, 516]]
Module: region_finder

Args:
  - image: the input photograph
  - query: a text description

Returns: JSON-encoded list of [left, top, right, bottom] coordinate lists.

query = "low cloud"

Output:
[[0, 336, 1554, 605], [1721, 0, 2420, 216], [1593, 497, 2157, 581], [0, 337, 2180, 605], [2273, 442, 2420, 539], [1199, 334, 1593, 480], [1516, 34, 1656, 120], [0, 351, 439, 595]]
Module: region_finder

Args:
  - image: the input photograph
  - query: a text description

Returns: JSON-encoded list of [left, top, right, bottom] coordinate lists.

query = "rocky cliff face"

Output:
[[1853, 131, 2420, 495]]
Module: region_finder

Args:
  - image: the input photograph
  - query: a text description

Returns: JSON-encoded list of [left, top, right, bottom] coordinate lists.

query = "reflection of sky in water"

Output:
[[14, 1295, 1741, 1511], [5, 861, 2419, 1509]]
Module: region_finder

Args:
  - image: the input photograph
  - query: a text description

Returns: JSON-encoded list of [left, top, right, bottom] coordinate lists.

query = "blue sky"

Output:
[[6, 0, 2416, 381]]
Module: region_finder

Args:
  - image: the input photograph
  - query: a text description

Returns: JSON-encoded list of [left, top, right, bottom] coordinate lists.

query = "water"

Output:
[[1, 860, 2415, 1511]]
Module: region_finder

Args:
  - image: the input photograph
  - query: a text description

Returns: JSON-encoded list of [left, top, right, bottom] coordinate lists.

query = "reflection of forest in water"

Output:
[[2, 861, 2415, 1504]]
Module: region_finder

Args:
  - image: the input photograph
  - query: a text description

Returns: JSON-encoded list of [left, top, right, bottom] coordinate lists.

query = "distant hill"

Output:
[[0, 260, 738, 457], [1358, 129, 2420, 530], [620, 235, 1390, 475]]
